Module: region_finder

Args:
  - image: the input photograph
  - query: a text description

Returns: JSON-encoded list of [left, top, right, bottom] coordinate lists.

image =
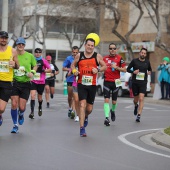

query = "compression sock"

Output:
[[38, 100, 43, 109], [104, 103, 110, 118], [11, 109, 18, 125], [111, 103, 117, 111], [30, 100, 35, 112]]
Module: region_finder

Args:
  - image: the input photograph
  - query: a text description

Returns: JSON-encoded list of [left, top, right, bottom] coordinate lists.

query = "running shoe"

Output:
[[70, 111, 75, 119], [84, 117, 88, 127], [47, 102, 50, 108], [80, 127, 87, 137], [68, 109, 72, 118], [11, 125, 19, 133], [18, 112, 24, 125], [136, 114, 140, 122], [50, 94, 53, 99], [0, 115, 3, 126], [38, 107, 42, 116], [74, 116, 79, 122], [104, 117, 110, 126], [110, 110, 116, 121], [134, 104, 138, 116], [29, 112, 34, 119]]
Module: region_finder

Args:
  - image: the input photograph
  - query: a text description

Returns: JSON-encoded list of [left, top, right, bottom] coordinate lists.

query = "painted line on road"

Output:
[[118, 129, 170, 159]]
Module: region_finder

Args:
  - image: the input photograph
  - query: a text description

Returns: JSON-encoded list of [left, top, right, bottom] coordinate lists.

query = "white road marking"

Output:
[[118, 129, 170, 159]]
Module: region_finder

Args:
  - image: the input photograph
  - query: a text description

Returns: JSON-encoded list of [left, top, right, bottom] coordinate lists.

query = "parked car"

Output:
[[97, 71, 151, 97]]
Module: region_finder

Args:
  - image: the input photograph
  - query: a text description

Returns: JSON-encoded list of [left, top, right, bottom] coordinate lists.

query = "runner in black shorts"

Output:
[[0, 31, 19, 127], [10, 37, 37, 133], [72, 38, 106, 137], [29, 48, 51, 119], [103, 43, 126, 126], [127, 48, 152, 122], [45, 55, 59, 108]]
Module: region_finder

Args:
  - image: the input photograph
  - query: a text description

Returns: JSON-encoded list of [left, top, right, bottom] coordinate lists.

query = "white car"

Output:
[[97, 72, 151, 97]]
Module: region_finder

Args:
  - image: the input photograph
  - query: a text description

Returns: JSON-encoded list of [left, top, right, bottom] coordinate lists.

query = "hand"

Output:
[[27, 72, 34, 78], [9, 60, 15, 68], [133, 69, 139, 75], [92, 67, 98, 74], [147, 71, 151, 75], [111, 63, 117, 69]]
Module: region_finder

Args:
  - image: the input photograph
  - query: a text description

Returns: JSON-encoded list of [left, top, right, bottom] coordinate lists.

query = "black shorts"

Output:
[[11, 81, 31, 100], [77, 84, 97, 105], [0, 81, 13, 102], [67, 82, 73, 86], [45, 79, 55, 87], [103, 81, 119, 101], [132, 82, 147, 96], [31, 82, 45, 95]]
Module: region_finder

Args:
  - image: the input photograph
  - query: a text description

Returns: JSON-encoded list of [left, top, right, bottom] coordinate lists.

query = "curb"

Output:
[[151, 129, 170, 149]]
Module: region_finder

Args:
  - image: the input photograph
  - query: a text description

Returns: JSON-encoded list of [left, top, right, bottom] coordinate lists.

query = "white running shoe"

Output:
[[74, 116, 79, 122]]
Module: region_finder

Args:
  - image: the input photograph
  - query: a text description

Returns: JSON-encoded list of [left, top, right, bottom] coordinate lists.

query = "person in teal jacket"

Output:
[[157, 57, 169, 99]]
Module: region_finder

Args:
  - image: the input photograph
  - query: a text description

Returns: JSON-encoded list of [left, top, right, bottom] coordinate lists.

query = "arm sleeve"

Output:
[[127, 60, 134, 73], [53, 63, 59, 71], [148, 61, 152, 72]]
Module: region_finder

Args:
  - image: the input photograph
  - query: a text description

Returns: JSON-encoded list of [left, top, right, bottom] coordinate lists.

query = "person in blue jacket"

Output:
[[157, 57, 170, 99]]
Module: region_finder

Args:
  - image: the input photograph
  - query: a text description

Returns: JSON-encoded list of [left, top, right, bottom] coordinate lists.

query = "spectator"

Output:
[[157, 57, 169, 100]]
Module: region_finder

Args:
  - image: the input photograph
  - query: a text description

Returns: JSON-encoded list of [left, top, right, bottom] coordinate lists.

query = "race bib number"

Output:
[[34, 73, 41, 80], [82, 75, 93, 86], [115, 79, 122, 87], [0, 61, 9, 72], [14, 66, 26, 76], [136, 72, 145, 80], [46, 73, 51, 78]]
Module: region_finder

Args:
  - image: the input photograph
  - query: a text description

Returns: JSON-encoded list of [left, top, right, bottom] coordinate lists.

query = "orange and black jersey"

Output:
[[77, 52, 99, 86]]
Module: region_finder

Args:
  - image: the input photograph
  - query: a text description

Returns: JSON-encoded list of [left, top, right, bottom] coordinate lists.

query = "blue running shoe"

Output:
[[11, 125, 19, 133], [84, 117, 88, 127], [18, 113, 24, 125], [80, 127, 87, 137], [0, 115, 3, 126]]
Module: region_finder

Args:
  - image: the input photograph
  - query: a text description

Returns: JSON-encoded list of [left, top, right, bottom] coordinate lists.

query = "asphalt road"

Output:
[[0, 92, 170, 170]]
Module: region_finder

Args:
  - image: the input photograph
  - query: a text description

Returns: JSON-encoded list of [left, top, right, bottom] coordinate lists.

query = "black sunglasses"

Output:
[[109, 48, 117, 50], [35, 51, 42, 53]]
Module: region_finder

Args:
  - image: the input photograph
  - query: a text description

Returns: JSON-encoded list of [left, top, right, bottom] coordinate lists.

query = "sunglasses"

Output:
[[17, 43, 25, 46], [109, 48, 117, 50], [35, 51, 42, 53]]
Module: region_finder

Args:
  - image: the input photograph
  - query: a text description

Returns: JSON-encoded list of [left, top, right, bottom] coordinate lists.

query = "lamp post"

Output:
[[2, 0, 8, 31]]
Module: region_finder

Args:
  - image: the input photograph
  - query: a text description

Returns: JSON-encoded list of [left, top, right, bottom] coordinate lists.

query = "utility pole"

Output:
[[2, 0, 8, 31]]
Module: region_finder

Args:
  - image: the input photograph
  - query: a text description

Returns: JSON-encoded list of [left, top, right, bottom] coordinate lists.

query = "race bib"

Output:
[[34, 73, 41, 80], [0, 61, 9, 72], [46, 73, 51, 78], [82, 75, 93, 86], [14, 66, 26, 76], [115, 79, 122, 87], [136, 72, 145, 80]]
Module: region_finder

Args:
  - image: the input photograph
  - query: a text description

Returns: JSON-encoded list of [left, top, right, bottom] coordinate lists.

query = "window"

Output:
[[58, 51, 71, 61]]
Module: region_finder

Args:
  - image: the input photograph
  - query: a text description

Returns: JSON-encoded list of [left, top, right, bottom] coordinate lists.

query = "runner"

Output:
[[127, 47, 152, 122], [62, 46, 79, 119], [71, 38, 106, 137], [103, 43, 126, 126], [10, 37, 37, 133], [0, 31, 19, 126], [45, 55, 59, 108], [29, 48, 51, 119]]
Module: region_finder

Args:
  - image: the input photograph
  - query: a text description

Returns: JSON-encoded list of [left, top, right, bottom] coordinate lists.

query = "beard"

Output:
[[0, 42, 7, 46], [140, 55, 145, 60]]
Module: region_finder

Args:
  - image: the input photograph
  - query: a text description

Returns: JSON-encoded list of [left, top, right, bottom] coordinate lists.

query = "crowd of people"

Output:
[[0, 30, 156, 137]]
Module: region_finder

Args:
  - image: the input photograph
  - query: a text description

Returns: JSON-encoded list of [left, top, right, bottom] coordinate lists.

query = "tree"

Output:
[[143, 0, 170, 53]]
